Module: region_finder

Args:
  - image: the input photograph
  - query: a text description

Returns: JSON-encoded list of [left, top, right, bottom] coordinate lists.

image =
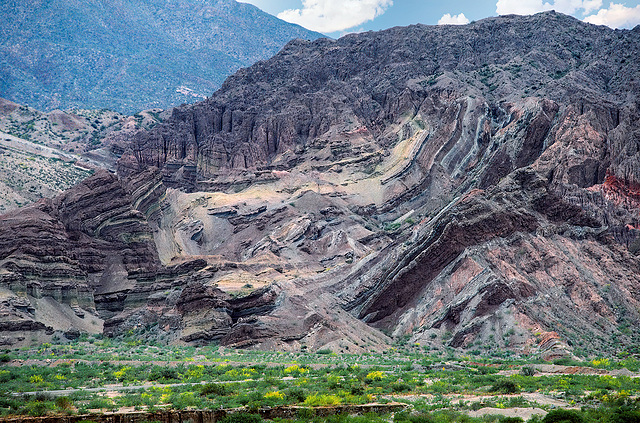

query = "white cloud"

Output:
[[277, 0, 393, 33], [546, 0, 602, 14], [584, 2, 640, 27], [438, 13, 470, 25], [496, 0, 602, 15], [496, 0, 546, 14]]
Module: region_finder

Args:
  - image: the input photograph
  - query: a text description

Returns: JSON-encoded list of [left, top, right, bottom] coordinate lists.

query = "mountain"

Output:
[[2, 12, 640, 358], [0, 0, 323, 113]]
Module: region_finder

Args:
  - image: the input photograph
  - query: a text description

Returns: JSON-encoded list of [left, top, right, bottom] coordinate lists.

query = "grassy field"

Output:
[[1, 335, 640, 422]]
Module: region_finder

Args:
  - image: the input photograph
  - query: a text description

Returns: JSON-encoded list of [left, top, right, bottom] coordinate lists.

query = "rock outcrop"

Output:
[[117, 12, 639, 184], [3, 12, 640, 356], [0, 169, 165, 344]]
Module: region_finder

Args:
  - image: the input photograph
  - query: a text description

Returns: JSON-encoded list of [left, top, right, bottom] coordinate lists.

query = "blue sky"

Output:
[[238, 0, 640, 38]]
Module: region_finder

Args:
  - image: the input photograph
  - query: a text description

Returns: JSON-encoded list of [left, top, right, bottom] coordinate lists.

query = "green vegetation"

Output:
[[0, 146, 94, 213], [384, 222, 402, 231], [1, 337, 640, 421]]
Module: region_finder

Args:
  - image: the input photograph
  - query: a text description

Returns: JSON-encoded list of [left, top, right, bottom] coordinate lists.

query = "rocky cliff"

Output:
[[0, 169, 165, 344], [118, 12, 639, 182], [3, 12, 640, 357]]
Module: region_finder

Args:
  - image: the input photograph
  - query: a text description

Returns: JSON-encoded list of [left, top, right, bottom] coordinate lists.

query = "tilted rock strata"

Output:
[[121, 12, 639, 355], [118, 13, 639, 184], [3, 12, 640, 355], [0, 169, 164, 343]]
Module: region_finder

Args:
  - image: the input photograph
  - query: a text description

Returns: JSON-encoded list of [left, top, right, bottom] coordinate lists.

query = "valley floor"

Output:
[[1, 337, 639, 422]]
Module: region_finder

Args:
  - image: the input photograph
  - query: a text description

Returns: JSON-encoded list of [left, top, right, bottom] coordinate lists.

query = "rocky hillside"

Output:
[[0, 0, 323, 113], [2, 12, 640, 358], [0, 98, 103, 212], [0, 97, 174, 213]]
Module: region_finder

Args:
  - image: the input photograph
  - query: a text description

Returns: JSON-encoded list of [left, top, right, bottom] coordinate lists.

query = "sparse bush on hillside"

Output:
[[54, 396, 72, 410], [285, 387, 306, 403], [365, 371, 385, 382], [304, 394, 341, 406], [491, 379, 520, 394], [200, 383, 230, 396], [391, 382, 413, 392], [542, 409, 585, 423], [521, 366, 536, 376]]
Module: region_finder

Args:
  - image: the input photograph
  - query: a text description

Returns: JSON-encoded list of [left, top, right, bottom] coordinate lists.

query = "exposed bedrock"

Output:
[[116, 12, 639, 187], [0, 168, 169, 344], [3, 12, 640, 354], [334, 165, 640, 356]]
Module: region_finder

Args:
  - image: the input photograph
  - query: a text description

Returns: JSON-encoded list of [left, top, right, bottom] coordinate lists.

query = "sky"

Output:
[[238, 0, 640, 38]]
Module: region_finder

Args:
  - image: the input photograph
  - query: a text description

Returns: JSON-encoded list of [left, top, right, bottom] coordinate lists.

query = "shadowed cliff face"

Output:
[[2, 12, 640, 355]]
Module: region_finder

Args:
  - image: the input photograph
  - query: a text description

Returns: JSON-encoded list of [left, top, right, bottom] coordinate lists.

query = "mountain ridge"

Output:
[[117, 11, 639, 183]]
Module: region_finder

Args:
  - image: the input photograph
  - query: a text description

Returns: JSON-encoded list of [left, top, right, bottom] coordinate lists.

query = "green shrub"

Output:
[[54, 396, 73, 410], [34, 393, 53, 402], [200, 383, 229, 396], [476, 366, 499, 375], [609, 408, 640, 423], [542, 409, 585, 423], [317, 349, 332, 355], [120, 393, 144, 407], [384, 222, 402, 231], [170, 391, 199, 410], [285, 387, 306, 403], [553, 358, 580, 366], [365, 371, 385, 382], [87, 397, 115, 410], [297, 408, 315, 419], [148, 367, 179, 381], [491, 379, 520, 394], [23, 400, 53, 417], [393, 411, 434, 422], [391, 382, 413, 392], [304, 394, 341, 406], [350, 383, 365, 395], [520, 366, 536, 376]]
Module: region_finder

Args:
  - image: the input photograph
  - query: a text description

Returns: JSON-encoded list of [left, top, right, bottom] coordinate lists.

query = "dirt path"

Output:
[[497, 364, 639, 377], [468, 407, 547, 419]]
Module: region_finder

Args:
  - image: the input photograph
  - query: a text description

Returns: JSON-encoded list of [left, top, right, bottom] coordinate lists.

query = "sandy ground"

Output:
[[468, 407, 547, 419]]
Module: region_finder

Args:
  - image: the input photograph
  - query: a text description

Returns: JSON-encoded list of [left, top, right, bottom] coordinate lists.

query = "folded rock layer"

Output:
[[2, 12, 640, 356]]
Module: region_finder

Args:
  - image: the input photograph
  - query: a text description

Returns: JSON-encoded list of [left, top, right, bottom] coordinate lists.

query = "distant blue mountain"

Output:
[[0, 0, 324, 112]]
